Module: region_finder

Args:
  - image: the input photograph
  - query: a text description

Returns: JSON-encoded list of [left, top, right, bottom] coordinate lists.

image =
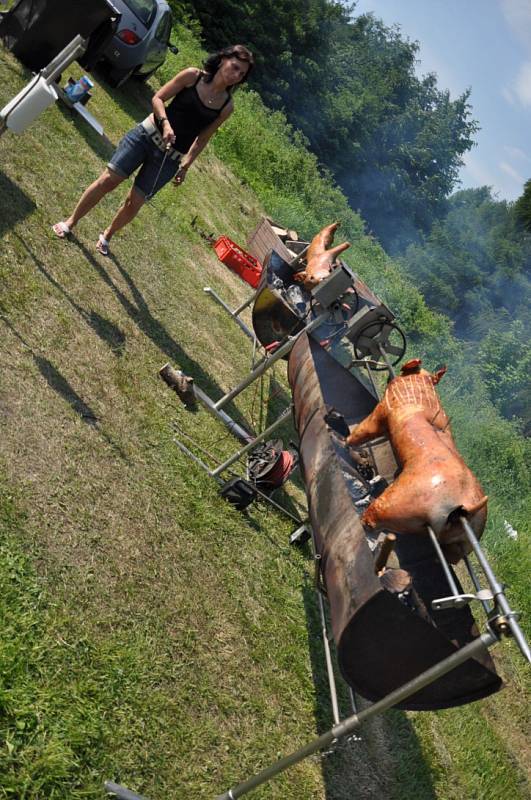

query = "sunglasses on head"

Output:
[[227, 51, 252, 63]]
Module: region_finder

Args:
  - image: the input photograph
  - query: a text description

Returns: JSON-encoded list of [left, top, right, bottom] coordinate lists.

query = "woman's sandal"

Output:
[[52, 221, 71, 239], [96, 233, 110, 257]]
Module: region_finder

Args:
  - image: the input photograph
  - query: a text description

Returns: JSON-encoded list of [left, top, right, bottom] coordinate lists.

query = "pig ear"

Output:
[[293, 271, 307, 283], [329, 241, 350, 258], [432, 365, 447, 385], [401, 358, 422, 374]]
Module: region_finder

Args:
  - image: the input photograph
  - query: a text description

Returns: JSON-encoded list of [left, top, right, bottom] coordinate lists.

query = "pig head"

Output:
[[294, 222, 350, 291], [346, 359, 488, 563]]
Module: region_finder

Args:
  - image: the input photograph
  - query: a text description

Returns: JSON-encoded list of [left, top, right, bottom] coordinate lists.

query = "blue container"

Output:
[[64, 75, 94, 104]]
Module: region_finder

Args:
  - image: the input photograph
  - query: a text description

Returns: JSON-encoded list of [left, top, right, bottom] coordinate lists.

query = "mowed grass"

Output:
[[0, 37, 529, 800]]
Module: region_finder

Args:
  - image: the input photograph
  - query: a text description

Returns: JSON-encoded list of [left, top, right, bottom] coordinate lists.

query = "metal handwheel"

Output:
[[352, 318, 406, 370]]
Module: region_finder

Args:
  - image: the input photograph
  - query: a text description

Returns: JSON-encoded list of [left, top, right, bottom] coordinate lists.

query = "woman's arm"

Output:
[[174, 101, 234, 184], [152, 67, 200, 146]]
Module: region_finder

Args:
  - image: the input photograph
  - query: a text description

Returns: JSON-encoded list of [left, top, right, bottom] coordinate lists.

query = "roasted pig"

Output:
[[294, 222, 350, 290], [346, 358, 488, 562]]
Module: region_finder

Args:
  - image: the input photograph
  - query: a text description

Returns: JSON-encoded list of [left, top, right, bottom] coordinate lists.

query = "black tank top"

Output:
[[165, 73, 230, 152]]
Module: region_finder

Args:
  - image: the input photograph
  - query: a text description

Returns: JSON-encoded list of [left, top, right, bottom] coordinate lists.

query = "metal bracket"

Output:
[[432, 589, 494, 612]]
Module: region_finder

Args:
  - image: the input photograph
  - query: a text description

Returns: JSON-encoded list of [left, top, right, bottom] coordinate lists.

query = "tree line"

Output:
[[168, 1, 530, 434]]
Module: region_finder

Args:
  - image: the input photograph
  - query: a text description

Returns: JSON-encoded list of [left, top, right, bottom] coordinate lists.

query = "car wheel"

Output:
[[134, 66, 159, 82], [107, 64, 137, 89]]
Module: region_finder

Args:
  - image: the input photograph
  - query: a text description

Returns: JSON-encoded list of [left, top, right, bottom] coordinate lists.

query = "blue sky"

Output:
[[352, 0, 531, 202]]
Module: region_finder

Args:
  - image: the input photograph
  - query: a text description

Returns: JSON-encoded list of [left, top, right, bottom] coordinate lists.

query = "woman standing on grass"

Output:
[[52, 45, 254, 256]]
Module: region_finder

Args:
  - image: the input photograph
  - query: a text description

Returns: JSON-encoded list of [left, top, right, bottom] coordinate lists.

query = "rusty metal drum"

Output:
[[288, 333, 501, 710]]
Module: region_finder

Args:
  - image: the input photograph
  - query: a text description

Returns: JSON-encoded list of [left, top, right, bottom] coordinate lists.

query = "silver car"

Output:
[[102, 0, 175, 87]]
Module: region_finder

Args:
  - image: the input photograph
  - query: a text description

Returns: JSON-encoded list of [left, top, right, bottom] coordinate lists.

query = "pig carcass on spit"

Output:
[[294, 222, 350, 291], [346, 358, 488, 563]]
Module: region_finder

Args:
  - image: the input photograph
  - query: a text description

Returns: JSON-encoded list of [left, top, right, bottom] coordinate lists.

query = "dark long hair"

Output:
[[202, 44, 254, 88]]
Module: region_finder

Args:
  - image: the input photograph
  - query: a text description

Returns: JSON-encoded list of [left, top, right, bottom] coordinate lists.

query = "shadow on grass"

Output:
[[301, 578, 438, 800], [75, 239, 254, 433], [96, 70, 154, 121], [0, 171, 36, 237], [0, 313, 129, 460], [15, 234, 127, 355], [56, 102, 116, 161]]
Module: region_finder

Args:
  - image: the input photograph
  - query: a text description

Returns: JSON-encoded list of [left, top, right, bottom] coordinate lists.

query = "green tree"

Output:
[[514, 178, 531, 232], [174, 1, 478, 252], [477, 319, 531, 435]]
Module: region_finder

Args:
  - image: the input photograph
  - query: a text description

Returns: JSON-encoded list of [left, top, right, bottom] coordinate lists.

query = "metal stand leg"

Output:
[[105, 782, 149, 800], [310, 527, 340, 726]]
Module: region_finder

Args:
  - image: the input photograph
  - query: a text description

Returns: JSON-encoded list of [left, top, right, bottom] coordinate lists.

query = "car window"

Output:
[[123, 0, 157, 28], [155, 11, 172, 44]]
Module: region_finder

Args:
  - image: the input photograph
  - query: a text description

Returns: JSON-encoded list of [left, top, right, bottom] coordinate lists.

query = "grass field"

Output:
[[0, 33, 529, 800]]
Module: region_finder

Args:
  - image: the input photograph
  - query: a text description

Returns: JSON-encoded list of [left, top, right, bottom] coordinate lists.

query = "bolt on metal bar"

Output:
[[427, 526, 461, 598], [203, 287, 255, 340], [210, 406, 292, 477], [215, 631, 497, 800], [460, 517, 531, 663], [463, 555, 492, 614], [214, 313, 329, 411]]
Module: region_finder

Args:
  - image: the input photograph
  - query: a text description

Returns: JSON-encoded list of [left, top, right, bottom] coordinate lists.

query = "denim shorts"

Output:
[[108, 124, 181, 199]]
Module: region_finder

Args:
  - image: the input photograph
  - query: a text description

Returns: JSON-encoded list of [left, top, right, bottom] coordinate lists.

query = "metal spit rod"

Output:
[[464, 555, 492, 614], [427, 526, 462, 599], [460, 516, 531, 662]]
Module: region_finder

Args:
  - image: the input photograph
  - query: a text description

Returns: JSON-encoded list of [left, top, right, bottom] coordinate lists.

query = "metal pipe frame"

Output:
[[193, 384, 253, 445], [173, 432, 303, 524], [41, 34, 88, 84], [460, 516, 530, 662], [210, 406, 293, 478], [213, 630, 498, 800], [203, 287, 256, 340], [103, 607, 499, 800], [214, 312, 329, 411]]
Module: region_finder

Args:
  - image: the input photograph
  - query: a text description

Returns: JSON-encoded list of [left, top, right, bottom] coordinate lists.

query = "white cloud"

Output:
[[461, 151, 497, 188], [503, 145, 531, 163], [500, 160, 525, 183], [500, 0, 531, 52], [502, 86, 515, 105], [514, 61, 531, 106]]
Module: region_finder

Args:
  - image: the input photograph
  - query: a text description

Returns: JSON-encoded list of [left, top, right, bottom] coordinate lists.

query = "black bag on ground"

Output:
[[219, 477, 256, 511]]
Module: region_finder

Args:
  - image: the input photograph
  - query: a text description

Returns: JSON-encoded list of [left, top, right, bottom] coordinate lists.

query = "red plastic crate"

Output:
[[213, 236, 263, 288]]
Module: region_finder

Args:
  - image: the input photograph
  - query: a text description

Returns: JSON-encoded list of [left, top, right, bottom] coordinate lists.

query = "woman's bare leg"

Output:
[[102, 186, 145, 242], [64, 168, 125, 230]]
